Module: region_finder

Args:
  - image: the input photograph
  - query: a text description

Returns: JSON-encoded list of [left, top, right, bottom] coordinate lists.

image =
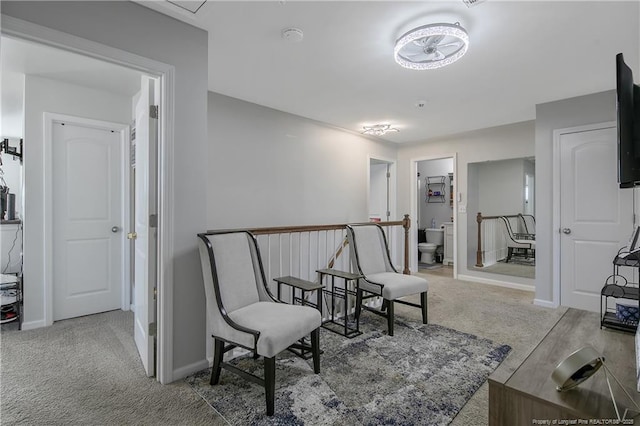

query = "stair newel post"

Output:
[[403, 214, 411, 275], [476, 212, 484, 267]]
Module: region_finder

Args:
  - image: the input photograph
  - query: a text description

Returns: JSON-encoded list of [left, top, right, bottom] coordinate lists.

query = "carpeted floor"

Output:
[[476, 259, 535, 279], [186, 315, 511, 425], [0, 270, 566, 425]]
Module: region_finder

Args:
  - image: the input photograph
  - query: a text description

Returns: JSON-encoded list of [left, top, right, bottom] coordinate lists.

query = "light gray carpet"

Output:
[[0, 270, 566, 425], [187, 315, 510, 425], [0, 310, 224, 425]]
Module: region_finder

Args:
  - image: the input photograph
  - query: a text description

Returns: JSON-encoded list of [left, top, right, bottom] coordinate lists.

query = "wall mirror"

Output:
[[467, 157, 535, 279]]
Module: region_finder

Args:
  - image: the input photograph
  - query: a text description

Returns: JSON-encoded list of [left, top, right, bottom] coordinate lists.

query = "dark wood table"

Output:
[[489, 308, 639, 425]]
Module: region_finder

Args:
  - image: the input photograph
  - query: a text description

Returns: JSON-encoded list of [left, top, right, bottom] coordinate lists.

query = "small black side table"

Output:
[[317, 268, 362, 338], [273, 275, 324, 359]]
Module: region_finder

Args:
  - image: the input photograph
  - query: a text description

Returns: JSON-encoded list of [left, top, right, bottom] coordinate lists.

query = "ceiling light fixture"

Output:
[[362, 124, 400, 136], [394, 22, 469, 70]]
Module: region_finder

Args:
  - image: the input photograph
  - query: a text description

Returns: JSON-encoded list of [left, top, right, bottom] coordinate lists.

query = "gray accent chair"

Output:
[[346, 224, 429, 336], [197, 230, 322, 416]]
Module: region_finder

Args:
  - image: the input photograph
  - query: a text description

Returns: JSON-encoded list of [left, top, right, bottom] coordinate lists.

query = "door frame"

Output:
[[44, 113, 131, 321], [2, 15, 176, 384], [410, 153, 458, 277], [552, 121, 616, 308]]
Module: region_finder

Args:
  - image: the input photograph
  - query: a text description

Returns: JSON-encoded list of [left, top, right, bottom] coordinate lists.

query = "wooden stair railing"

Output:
[[208, 214, 412, 275], [475, 212, 525, 267]]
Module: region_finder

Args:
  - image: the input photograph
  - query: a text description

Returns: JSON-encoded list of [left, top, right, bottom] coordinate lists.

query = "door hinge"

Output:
[[153, 286, 157, 300], [127, 232, 138, 240], [149, 214, 158, 228], [386, 172, 391, 178], [149, 321, 157, 336], [150, 105, 159, 119]]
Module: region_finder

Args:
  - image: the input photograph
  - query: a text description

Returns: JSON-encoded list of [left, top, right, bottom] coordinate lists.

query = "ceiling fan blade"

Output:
[[437, 41, 462, 50], [433, 50, 445, 61], [412, 34, 445, 48]]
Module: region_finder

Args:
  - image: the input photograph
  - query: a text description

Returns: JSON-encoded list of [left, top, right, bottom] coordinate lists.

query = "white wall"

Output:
[[207, 92, 398, 229], [534, 90, 616, 304], [22, 75, 132, 326], [417, 158, 453, 229], [397, 121, 535, 282], [3, 1, 208, 381]]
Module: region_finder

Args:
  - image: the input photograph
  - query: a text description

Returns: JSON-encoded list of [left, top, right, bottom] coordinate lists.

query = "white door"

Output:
[[133, 76, 158, 377], [52, 122, 123, 321], [560, 126, 633, 311]]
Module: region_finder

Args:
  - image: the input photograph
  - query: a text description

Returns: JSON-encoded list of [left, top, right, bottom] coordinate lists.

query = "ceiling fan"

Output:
[[394, 22, 469, 70]]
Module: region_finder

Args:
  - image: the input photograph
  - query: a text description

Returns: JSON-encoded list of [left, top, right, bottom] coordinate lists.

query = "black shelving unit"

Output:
[[600, 250, 639, 333], [426, 176, 446, 203], [1, 273, 22, 329]]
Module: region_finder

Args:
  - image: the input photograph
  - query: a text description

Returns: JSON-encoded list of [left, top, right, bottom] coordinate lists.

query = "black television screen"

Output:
[[616, 53, 640, 188]]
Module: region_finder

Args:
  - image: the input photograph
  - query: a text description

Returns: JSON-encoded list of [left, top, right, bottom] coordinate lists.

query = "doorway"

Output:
[[415, 157, 454, 274], [50, 116, 128, 321], [1, 34, 163, 378], [369, 157, 395, 223], [554, 123, 634, 312]]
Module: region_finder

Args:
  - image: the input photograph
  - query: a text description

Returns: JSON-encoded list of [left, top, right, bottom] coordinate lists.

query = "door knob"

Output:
[[111, 226, 120, 233], [562, 228, 572, 234]]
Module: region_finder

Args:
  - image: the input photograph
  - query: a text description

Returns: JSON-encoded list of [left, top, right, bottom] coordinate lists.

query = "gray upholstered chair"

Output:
[[346, 223, 429, 336], [197, 230, 322, 416]]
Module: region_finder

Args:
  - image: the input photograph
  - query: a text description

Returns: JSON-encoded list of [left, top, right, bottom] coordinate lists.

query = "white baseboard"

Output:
[[533, 298, 558, 308], [172, 358, 210, 381], [21, 319, 47, 330], [457, 274, 535, 292]]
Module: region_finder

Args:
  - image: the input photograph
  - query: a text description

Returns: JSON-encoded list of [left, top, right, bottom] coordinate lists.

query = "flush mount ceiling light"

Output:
[[394, 22, 469, 70], [362, 124, 400, 136]]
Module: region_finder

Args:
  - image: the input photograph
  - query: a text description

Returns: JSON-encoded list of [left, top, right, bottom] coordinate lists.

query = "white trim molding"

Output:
[[533, 298, 558, 309], [457, 274, 535, 292]]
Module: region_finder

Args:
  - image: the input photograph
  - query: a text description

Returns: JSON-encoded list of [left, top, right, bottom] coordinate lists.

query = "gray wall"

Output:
[[397, 121, 535, 281], [2, 1, 208, 380], [207, 92, 398, 229], [534, 90, 616, 304]]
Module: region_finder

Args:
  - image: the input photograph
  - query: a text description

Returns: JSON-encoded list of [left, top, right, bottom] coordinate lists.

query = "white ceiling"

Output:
[[1, 37, 142, 137], [140, 0, 640, 143]]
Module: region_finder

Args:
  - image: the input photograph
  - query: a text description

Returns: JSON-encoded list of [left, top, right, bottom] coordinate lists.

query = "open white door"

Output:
[[133, 75, 158, 376]]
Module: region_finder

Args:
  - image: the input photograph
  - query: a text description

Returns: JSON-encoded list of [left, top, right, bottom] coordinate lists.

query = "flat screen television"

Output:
[[616, 53, 640, 188]]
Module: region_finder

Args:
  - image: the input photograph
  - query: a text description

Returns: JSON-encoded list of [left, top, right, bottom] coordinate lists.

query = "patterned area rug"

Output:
[[186, 315, 511, 425]]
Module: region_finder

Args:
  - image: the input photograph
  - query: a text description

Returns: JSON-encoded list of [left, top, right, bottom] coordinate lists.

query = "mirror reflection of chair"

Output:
[[519, 214, 536, 238], [197, 230, 322, 416], [499, 216, 535, 263], [346, 224, 429, 336]]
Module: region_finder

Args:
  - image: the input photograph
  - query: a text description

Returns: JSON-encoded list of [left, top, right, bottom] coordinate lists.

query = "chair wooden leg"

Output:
[[506, 247, 513, 263], [264, 356, 276, 416], [387, 300, 394, 336], [210, 338, 224, 385], [381, 299, 388, 312], [355, 288, 363, 320], [421, 291, 428, 324], [311, 328, 320, 374]]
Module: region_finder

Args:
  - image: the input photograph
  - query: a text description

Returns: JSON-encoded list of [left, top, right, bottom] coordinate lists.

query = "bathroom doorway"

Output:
[[416, 157, 454, 274]]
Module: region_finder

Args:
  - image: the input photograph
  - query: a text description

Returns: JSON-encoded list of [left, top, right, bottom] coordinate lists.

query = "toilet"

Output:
[[418, 228, 444, 264]]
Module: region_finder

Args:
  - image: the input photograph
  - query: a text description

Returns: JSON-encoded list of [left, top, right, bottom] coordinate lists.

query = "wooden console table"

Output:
[[489, 308, 639, 425]]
